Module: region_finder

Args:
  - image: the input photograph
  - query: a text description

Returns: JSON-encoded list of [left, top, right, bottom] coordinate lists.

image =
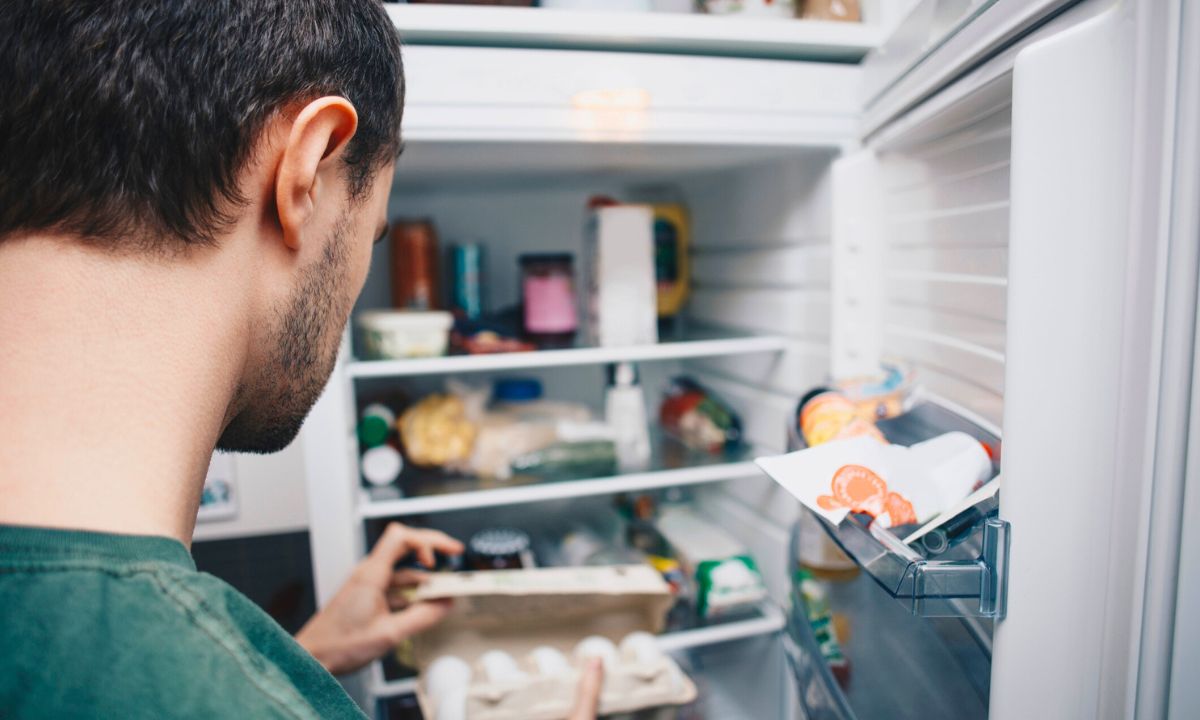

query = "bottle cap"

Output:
[[357, 415, 390, 449], [493, 378, 542, 402], [361, 445, 403, 486], [362, 403, 396, 426]]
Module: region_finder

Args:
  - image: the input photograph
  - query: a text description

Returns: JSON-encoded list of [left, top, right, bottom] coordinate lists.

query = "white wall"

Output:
[[192, 441, 310, 543]]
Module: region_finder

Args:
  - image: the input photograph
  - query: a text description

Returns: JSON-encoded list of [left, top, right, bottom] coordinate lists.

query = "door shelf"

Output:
[[816, 512, 1010, 619], [369, 601, 785, 700], [386, 4, 884, 62], [795, 402, 1010, 619], [359, 437, 764, 518], [347, 328, 786, 379]]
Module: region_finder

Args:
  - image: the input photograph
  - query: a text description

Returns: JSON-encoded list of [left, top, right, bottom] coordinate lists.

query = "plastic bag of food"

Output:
[[659, 377, 742, 454]]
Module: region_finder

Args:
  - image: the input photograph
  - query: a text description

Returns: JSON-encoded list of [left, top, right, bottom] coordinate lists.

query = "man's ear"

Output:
[[275, 96, 359, 251]]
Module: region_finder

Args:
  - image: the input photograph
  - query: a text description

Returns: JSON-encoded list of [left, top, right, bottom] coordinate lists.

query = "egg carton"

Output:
[[411, 566, 697, 720]]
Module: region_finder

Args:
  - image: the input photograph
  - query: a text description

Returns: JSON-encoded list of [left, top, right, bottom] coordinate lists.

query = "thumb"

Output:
[[567, 658, 605, 720], [375, 599, 453, 644]]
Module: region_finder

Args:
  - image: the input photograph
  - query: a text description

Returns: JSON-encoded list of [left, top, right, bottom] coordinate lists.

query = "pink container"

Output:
[[520, 254, 578, 344]]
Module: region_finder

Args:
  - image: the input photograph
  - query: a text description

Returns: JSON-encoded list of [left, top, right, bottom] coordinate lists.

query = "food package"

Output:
[[832, 363, 915, 423], [793, 569, 850, 687], [399, 394, 478, 468], [652, 204, 690, 319], [467, 384, 597, 480], [755, 432, 992, 528], [797, 388, 885, 448], [701, 0, 796, 17], [800, 0, 860, 22], [585, 203, 658, 347], [509, 440, 618, 480], [411, 566, 697, 720], [659, 377, 743, 454], [654, 507, 767, 620]]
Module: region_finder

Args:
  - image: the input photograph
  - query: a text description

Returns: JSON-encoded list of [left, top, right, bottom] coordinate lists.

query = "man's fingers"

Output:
[[422, 528, 466, 562], [376, 599, 454, 645], [360, 524, 463, 584], [567, 658, 605, 720], [385, 569, 431, 609], [390, 568, 429, 588]]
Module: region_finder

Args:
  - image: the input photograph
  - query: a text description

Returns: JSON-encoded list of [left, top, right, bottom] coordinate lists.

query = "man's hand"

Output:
[[568, 658, 605, 720], [296, 522, 464, 675]]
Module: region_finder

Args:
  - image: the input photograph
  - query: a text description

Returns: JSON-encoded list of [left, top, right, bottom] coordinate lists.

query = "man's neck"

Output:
[[0, 235, 250, 546]]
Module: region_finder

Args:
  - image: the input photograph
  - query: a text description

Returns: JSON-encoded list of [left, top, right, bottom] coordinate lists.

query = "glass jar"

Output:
[[466, 527, 535, 571], [390, 219, 440, 310], [519, 253, 577, 347]]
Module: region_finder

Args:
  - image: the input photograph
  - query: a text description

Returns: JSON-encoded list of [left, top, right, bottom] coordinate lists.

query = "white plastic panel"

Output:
[[676, 155, 838, 604], [989, 3, 1153, 718], [861, 0, 1086, 137], [846, 96, 1012, 429], [401, 46, 860, 146], [388, 3, 885, 63], [1167, 5, 1200, 717], [679, 154, 836, 438]]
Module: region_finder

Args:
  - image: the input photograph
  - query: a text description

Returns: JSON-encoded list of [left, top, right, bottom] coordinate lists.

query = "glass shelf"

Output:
[[347, 326, 785, 379], [359, 434, 762, 518]]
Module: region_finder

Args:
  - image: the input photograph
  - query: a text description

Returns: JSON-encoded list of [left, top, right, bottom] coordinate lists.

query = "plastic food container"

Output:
[[358, 310, 453, 359], [519, 253, 578, 346]]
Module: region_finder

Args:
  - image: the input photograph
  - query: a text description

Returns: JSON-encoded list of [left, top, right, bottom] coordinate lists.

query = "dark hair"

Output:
[[0, 0, 404, 251]]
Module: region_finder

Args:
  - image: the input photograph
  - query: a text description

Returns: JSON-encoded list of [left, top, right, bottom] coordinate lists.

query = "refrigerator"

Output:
[[300, 0, 1200, 717]]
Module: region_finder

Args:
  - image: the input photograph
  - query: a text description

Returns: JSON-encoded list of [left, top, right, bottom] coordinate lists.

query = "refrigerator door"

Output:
[[793, 0, 1184, 718], [994, 0, 1184, 717]]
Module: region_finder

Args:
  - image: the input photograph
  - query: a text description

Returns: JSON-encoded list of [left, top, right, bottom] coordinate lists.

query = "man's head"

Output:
[[0, 0, 403, 453]]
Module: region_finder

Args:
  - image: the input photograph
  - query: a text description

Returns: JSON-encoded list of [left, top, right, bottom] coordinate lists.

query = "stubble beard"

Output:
[[217, 219, 352, 454]]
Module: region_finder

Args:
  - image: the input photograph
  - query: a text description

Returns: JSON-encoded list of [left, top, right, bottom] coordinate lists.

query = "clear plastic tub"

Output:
[[357, 310, 454, 359]]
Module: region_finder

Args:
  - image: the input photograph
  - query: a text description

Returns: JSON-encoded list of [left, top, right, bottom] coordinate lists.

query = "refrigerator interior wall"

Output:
[[355, 141, 836, 626], [673, 153, 839, 603], [872, 83, 1011, 431]]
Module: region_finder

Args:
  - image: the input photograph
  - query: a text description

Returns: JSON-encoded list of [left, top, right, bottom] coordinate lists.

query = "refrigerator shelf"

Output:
[[358, 434, 764, 518], [385, 4, 884, 63], [347, 326, 786, 379]]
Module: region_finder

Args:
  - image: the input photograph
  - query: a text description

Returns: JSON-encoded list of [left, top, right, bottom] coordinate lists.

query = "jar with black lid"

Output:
[[466, 527, 536, 570]]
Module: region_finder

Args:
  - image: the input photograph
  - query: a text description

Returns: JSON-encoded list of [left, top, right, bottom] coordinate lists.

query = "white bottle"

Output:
[[606, 362, 651, 472]]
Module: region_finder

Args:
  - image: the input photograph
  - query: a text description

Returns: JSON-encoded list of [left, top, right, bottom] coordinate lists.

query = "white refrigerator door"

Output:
[[996, 1, 1185, 719]]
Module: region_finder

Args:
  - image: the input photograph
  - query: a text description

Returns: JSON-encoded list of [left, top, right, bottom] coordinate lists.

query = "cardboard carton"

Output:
[[584, 205, 658, 348], [412, 565, 698, 719]]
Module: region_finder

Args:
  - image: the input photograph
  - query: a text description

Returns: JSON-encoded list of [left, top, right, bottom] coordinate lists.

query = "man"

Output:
[[0, 1, 602, 718]]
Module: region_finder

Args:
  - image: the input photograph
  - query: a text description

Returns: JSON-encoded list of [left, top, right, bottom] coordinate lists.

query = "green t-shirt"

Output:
[[0, 524, 367, 719]]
